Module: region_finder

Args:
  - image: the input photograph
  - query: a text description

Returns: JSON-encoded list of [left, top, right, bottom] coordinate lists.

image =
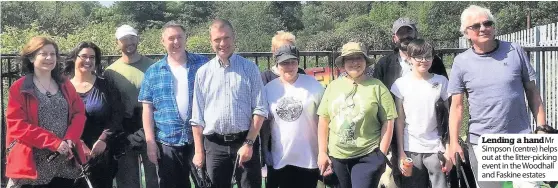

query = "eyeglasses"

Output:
[[411, 56, 433, 62], [78, 54, 95, 61], [467, 20, 494, 31]]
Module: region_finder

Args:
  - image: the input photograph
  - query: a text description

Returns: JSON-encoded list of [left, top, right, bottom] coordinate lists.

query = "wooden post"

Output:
[[527, 8, 531, 29]]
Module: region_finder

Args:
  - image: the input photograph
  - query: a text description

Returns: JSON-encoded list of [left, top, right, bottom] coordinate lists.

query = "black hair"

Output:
[[63, 41, 102, 76], [407, 39, 434, 58]]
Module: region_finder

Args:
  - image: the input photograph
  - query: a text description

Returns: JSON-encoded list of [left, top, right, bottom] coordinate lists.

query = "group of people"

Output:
[[4, 4, 550, 188]]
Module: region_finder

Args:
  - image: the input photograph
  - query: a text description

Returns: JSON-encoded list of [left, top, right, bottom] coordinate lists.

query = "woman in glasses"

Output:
[[263, 44, 324, 188], [317, 42, 397, 188], [448, 5, 546, 188], [64, 42, 123, 188], [390, 39, 452, 188], [5, 37, 87, 188]]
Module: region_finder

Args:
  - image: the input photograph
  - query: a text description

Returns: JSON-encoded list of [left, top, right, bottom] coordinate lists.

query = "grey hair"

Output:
[[459, 5, 496, 36]]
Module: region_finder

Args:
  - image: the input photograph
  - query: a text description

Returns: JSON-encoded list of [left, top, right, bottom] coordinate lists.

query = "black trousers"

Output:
[[330, 149, 386, 188], [77, 150, 118, 188], [156, 142, 196, 188], [204, 136, 261, 188], [266, 165, 319, 188]]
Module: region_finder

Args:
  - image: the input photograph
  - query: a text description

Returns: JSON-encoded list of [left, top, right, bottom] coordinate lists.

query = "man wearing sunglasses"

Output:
[[448, 5, 547, 188], [373, 17, 449, 188]]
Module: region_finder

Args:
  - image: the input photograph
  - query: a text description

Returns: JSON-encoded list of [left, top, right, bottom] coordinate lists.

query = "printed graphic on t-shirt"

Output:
[[331, 93, 365, 146], [276, 96, 303, 122]]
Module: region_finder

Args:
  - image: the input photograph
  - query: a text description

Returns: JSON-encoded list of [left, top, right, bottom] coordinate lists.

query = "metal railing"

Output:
[[1, 47, 557, 186]]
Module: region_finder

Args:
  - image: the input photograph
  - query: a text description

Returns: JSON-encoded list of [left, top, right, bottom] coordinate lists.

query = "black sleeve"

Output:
[[430, 55, 448, 79], [261, 71, 269, 86], [98, 77, 124, 142], [373, 56, 388, 80]]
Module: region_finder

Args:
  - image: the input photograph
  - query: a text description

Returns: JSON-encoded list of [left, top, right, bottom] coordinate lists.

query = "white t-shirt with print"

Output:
[[390, 74, 449, 153], [264, 74, 324, 170]]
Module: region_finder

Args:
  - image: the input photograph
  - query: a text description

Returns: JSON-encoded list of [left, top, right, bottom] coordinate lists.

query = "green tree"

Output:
[[368, 2, 406, 33], [1, 1, 41, 30], [90, 5, 127, 25], [137, 27, 165, 55], [0, 23, 52, 54], [57, 22, 118, 55], [269, 2, 304, 31], [532, 1, 558, 26], [213, 1, 282, 52], [1, 1, 101, 37], [164, 1, 215, 30], [113, 1, 167, 31]]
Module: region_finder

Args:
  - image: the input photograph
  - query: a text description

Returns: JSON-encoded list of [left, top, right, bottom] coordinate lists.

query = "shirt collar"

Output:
[[216, 54, 235, 68], [398, 55, 411, 66], [160, 51, 194, 69]]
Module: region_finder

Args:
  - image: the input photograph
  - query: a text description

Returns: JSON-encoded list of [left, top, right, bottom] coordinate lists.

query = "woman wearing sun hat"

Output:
[[317, 42, 397, 188]]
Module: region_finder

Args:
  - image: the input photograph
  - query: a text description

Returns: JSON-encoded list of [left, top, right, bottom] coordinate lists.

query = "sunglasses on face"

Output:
[[467, 20, 494, 31]]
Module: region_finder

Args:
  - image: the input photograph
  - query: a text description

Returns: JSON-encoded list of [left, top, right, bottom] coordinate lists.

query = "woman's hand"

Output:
[[80, 140, 91, 161], [57, 140, 71, 155], [318, 152, 333, 176], [442, 151, 453, 174], [90, 140, 107, 158]]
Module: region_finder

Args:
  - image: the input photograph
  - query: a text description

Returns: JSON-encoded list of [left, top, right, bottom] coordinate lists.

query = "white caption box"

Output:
[[478, 134, 558, 181]]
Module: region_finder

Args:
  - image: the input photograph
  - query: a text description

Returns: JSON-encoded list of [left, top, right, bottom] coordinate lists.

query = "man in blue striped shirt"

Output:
[[138, 21, 209, 188], [190, 18, 268, 188]]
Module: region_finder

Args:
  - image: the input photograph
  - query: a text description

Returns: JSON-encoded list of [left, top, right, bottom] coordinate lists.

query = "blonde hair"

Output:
[[460, 5, 496, 36], [271, 31, 296, 53]]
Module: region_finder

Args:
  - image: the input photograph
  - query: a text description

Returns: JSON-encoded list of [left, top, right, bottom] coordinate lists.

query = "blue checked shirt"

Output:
[[138, 52, 209, 146], [190, 54, 268, 135]]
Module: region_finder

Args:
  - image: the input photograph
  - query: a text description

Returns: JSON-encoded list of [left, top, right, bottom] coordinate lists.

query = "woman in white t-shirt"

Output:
[[263, 44, 324, 188], [390, 39, 453, 188]]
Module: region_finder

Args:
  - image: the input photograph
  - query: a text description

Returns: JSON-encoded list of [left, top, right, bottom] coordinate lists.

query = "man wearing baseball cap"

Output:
[[374, 18, 449, 188], [103, 24, 159, 188]]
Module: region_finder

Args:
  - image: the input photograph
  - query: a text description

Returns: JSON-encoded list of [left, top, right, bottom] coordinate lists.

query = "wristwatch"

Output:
[[244, 139, 255, 146]]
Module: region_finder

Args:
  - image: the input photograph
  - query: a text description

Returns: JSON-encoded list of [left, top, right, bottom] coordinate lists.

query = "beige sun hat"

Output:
[[334, 42, 373, 68]]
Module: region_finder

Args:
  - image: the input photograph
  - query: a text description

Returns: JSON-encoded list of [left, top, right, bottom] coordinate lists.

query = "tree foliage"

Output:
[[2, 1, 558, 55]]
